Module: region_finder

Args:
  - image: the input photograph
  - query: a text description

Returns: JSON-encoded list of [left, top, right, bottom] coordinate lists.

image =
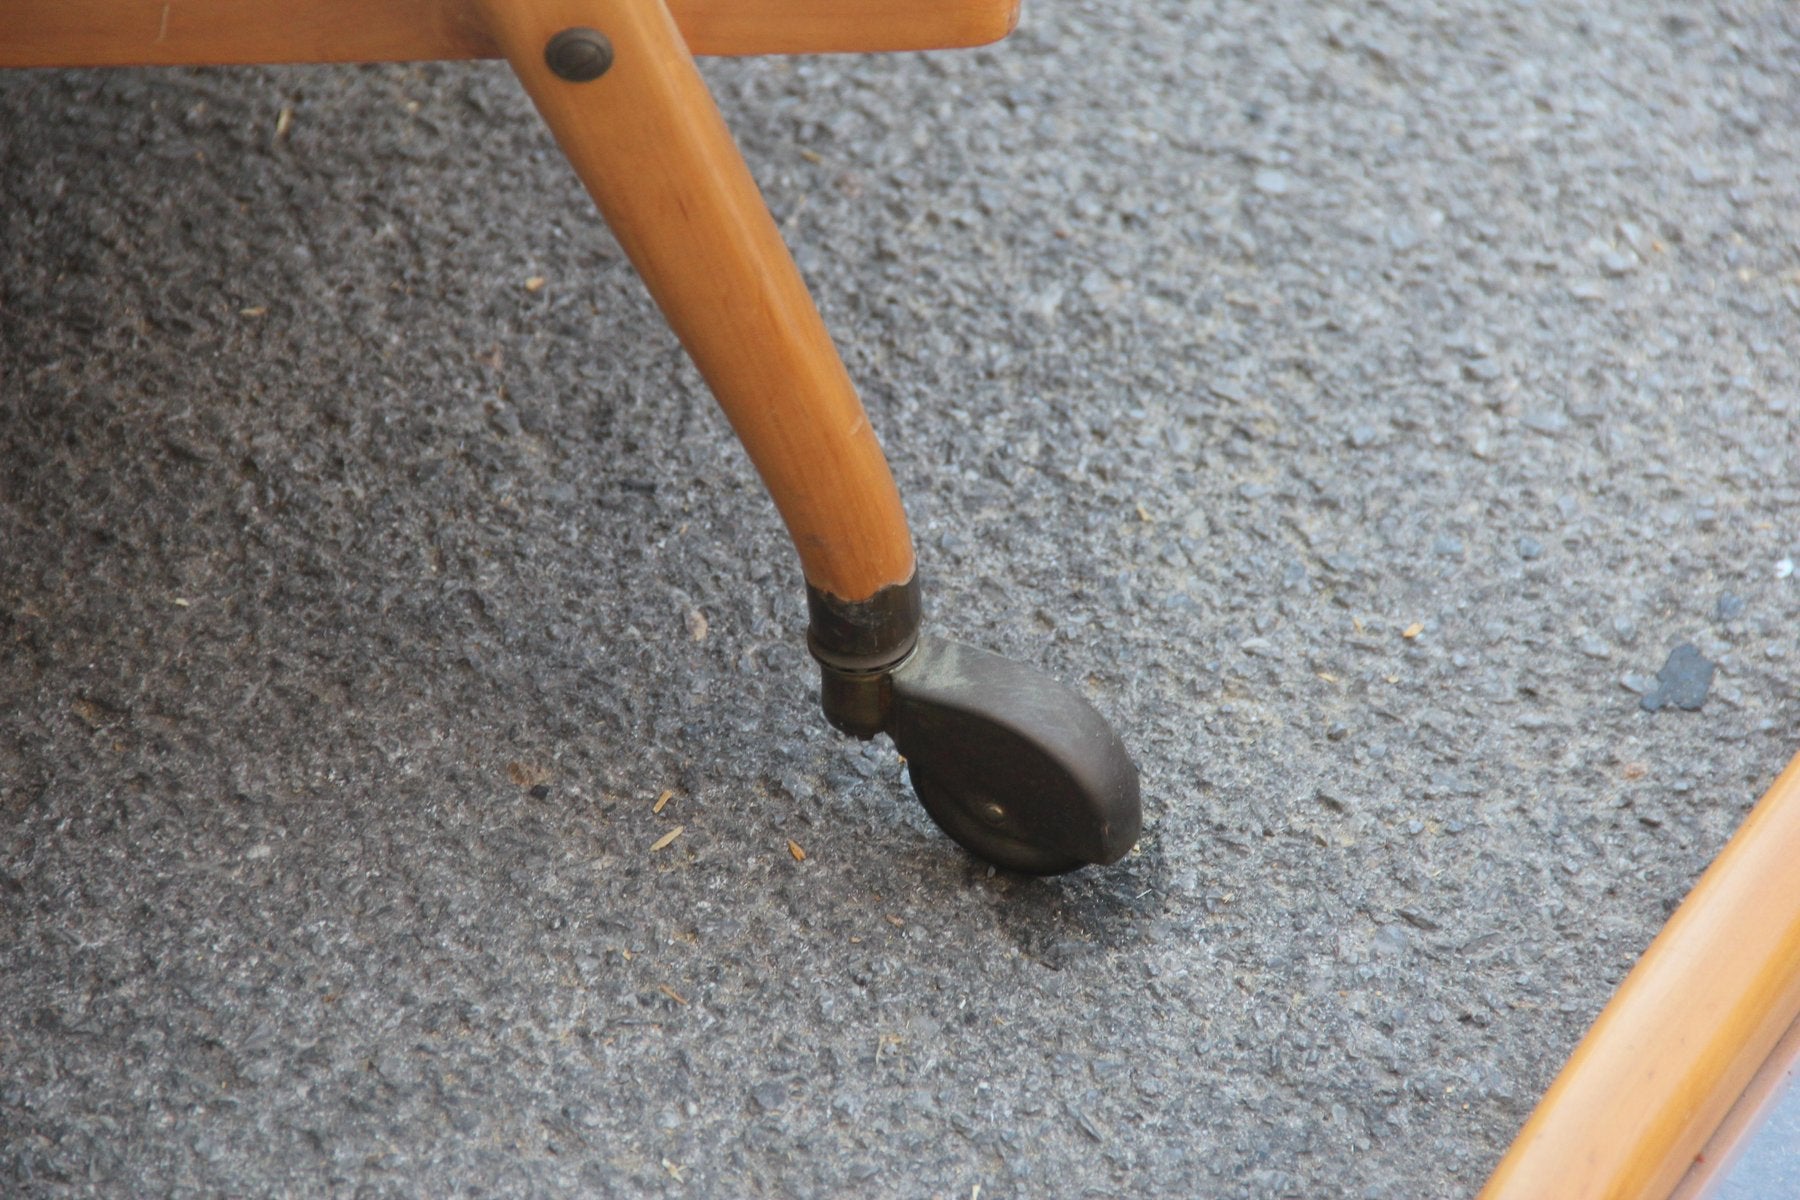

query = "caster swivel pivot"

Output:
[[809, 577, 1142, 874]]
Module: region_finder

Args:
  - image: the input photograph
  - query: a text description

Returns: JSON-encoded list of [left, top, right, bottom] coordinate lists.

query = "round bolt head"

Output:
[[544, 28, 614, 82]]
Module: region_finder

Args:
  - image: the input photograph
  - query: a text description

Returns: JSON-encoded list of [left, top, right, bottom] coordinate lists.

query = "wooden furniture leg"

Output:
[[479, 0, 914, 612], [6, 0, 1141, 871], [479, 0, 1140, 872]]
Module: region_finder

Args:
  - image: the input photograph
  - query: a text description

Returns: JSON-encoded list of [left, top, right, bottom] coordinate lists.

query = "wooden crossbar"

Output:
[[2, 0, 1020, 66]]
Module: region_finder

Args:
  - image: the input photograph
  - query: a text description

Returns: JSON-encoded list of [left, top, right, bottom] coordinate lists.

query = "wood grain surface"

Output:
[[479, 0, 916, 601], [1480, 751, 1800, 1200], [4, 0, 1019, 66]]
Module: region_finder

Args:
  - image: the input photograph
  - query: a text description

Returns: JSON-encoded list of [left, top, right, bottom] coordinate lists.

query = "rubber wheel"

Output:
[[907, 761, 1086, 876]]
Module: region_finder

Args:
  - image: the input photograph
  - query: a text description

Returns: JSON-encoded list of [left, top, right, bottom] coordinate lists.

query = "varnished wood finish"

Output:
[[1669, 1013, 1800, 1199], [673, 0, 1016, 56], [479, 0, 915, 602], [1, 0, 494, 67], [1479, 750, 1800, 1200], [5, 0, 937, 601], [3, 0, 1019, 67]]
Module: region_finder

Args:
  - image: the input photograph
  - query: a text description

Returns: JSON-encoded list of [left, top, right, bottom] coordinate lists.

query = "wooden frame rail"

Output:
[[2, 0, 1021, 67], [1479, 750, 1800, 1200]]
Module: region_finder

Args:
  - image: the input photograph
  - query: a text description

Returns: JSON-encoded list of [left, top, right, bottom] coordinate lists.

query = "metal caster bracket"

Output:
[[810, 579, 1142, 874]]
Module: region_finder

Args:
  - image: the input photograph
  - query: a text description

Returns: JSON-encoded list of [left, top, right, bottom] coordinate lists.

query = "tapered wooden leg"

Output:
[[476, 0, 914, 609], [478, 0, 1142, 873]]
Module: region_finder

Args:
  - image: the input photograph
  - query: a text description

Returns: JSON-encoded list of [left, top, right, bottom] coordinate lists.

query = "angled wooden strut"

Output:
[[9, 0, 950, 604], [477, 0, 918, 603], [5, 0, 1150, 876]]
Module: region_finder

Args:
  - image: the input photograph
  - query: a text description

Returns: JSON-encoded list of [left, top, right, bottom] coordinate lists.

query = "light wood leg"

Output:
[[476, 0, 915, 607]]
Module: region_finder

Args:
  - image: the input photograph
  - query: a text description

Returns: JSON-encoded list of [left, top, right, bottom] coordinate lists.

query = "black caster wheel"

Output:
[[906, 760, 1087, 875], [821, 635, 1141, 874]]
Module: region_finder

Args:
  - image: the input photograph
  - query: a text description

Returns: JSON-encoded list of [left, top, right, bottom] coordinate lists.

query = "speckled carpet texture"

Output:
[[4, 1, 1798, 1195]]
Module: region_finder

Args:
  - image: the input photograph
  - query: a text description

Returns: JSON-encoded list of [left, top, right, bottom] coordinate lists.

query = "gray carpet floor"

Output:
[[4, 1, 1798, 1195]]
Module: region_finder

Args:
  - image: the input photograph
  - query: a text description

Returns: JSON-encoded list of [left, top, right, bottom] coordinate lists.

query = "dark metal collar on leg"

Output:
[[805, 575, 922, 673], [807, 575, 921, 740]]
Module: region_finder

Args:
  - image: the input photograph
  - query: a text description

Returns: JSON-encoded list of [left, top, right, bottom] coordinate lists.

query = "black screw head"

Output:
[[544, 28, 613, 82]]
